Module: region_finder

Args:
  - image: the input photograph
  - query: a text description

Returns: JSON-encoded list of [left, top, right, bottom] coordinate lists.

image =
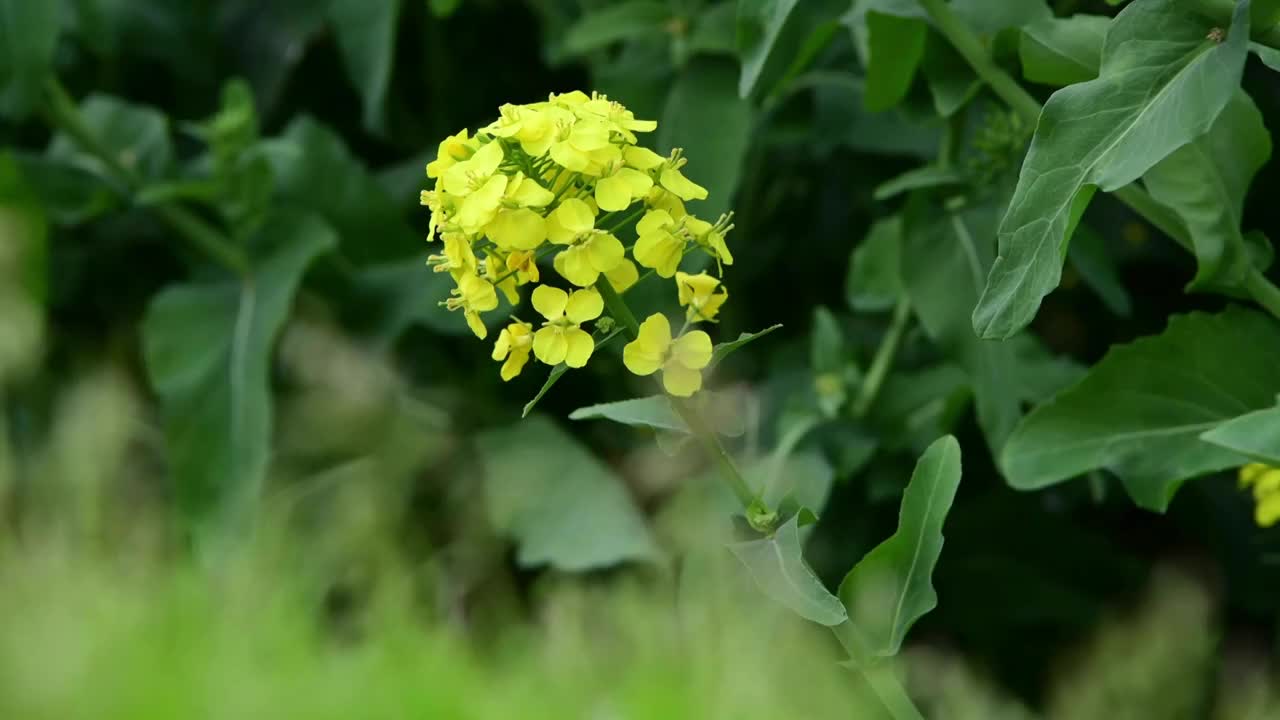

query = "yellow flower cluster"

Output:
[[421, 91, 734, 396], [1239, 463, 1280, 528]]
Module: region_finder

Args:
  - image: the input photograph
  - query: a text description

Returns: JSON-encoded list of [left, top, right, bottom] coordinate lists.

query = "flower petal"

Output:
[[661, 363, 702, 397], [660, 167, 708, 201], [486, 208, 547, 250], [586, 233, 624, 273], [531, 284, 568, 321], [563, 328, 595, 368], [555, 246, 598, 287], [595, 174, 632, 212], [565, 288, 604, 323], [672, 331, 713, 370], [604, 259, 639, 293], [533, 327, 568, 365]]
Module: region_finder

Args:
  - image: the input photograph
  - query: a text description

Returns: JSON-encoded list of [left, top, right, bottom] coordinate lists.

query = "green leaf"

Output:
[[564, 1, 670, 55], [1143, 91, 1270, 293], [328, 0, 400, 134], [872, 166, 966, 202], [570, 396, 688, 433], [845, 216, 904, 312], [477, 416, 658, 571], [736, 0, 800, 97], [49, 94, 173, 182], [1252, 41, 1280, 70], [709, 324, 783, 368], [921, 32, 980, 117], [1200, 404, 1280, 465], [142, 212, 336, 536], [0, 153, 48, 305], [803, 71, 940, 158], [1002, 308, 1280, 511], [729, 514, 848, 626], [0, 0, 60, 117], [973, 0, 1252, 340], [659, 57, 753, 220], [839, 435, 962, 656], [1019, 14, 1109, 86], [259, 117, 418, 264], [950, 0, 1051, 35], [863, 12, 926, 112]]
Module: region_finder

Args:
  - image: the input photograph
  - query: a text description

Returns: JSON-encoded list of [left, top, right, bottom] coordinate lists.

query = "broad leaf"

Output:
[[845, 217, 904, 312], [570, 396, 688, 433], [49, 94, 173, 182], [477, 417, 658, 571], [921, 32, 980, 117], [1019, 14, 1109, 86], [659, 57, 753, 220], [973, 0, 1251, 339], [563, 1, 670, 55], [863, 12, 926, 112], [1200, 404, 1280, 465], [259, 117, 418, 264], [142, 212, 336, 535], [709, 324, 783, 368], [839, 435, 962, 656], [1002, 308, 1280, 511], [729, 514, 847, 626], [0, 0, 60, 117], [328, 0, 400, 134], [1143, 91, 1271, 292], [903, 197, 1029, 452]]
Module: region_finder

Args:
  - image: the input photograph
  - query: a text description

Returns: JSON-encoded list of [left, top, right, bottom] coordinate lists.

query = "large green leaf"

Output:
[[1002, 308, 1280, 511], [476, 417, 658, 571], [1200, 404, 1280, 465], [845, 216, 904, 312], [0, 0, 60, 117], [328, 0, 400, 134], [903, 198, 1022, 452], [839, 435, 962, 656], [1143, 91, 1271, 292], [259, 117, 418, 264], [863, 12, 926, 112], [570, 396, 688, 433], [729, 514, 847, 626], [972, 0, 1251, 340], [563, 1, 670, 55], [1019, 14, 1109, 86], [658, 57, 753, 220], [142, 212, 336, 536], [736, 0, 800, 97], [49, 94, 173, 182]]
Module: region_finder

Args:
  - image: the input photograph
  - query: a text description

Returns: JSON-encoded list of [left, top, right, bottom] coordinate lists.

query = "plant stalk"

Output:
[[853, 297, 911, 418], [41, 78, 249, 275], [915, 0, 1280, 323]]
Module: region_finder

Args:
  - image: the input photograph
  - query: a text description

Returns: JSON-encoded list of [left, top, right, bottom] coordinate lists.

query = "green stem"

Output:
[[853, 297, 911, 418], [593, 276, 757, 509], [834, 623, 926, 720], [42, 77, 249, 275], [916, 0, 1280, 323]]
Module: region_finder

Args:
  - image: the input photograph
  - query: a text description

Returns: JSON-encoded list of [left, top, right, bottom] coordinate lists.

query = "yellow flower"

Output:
[[504, 172, 555, 208], [486, 208, 546, 250], [604, 258, 639, 293], [428, 232, 477, 276], [596, 162, 653, 212], [554, 231, 625, 287], [492, 320, 534, 381], [676, 271, 728, 322], [506, 249, 539, 284], [425, 129, 474, 179], [657, 150, 707, 201], [443, 141, 508, 233], [485, 255, 519, 305], [546, 198, 597, 245], [581, 94, 657, 142], [644, 185, 687, 220], [484, 104, 555, 157], [684, 214, 734, 267], [550, 118, 613, 173], [531, 285, 603, 367], [1240, 463, 1280, 527], [633, 209, 686, 278], [622, 313, 713, 397], [446, 272, 499, 339]]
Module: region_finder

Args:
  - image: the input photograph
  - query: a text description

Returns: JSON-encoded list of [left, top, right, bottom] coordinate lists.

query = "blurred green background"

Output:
[[2, 0, 1280, 717]]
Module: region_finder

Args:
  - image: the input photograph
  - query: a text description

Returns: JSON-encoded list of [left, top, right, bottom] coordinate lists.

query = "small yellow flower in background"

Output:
[[605, 258, 639, 293], [676, 272, 728, 323], [634, 209, 686, 278], [492, 320, 535, 381], [446, 272, 499, 339], [531, 285, 603, 367], [623, 313, 713, 397], [1240, 463, 1280, 527]]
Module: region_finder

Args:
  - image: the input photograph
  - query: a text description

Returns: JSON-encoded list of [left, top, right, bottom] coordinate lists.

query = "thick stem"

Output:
[[853, 297, 911, 418], [917, 0, 1280, 323], [42, 78, 249, 275]]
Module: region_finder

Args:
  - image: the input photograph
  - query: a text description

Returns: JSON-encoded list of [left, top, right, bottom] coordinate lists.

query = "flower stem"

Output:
[[593, 276, 757, 510], [916, 0, 1280, 324], [41, 77, 249, 276], [853, 297, 911, 418]]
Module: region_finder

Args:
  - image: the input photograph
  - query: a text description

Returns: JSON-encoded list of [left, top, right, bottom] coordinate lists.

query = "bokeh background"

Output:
[[2, 0, 1280, 717]]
